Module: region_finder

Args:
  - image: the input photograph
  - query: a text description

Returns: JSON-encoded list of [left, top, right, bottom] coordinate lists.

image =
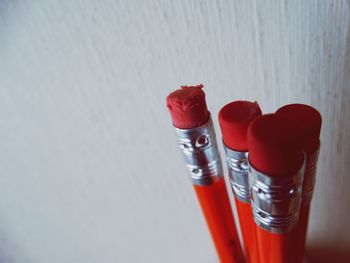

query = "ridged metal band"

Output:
[[224, 146, 250, 203], [174, 117, 223, 186], [249, 159, 305, 234], [301, 145, 320, 206]]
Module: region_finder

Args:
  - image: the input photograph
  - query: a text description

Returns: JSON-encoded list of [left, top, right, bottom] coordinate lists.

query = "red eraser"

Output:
[[166, 85, 210, 129], [276, 104, 322, 155], [248, 114, 304, 177], [218, 101, 262, 151]]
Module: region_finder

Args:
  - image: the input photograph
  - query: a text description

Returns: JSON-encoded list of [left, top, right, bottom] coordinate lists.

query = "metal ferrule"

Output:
[[174, 116, 223, 186], [224, 146, 250, 203], [301, 145, 320, 206], [249, 160, 305, 234]]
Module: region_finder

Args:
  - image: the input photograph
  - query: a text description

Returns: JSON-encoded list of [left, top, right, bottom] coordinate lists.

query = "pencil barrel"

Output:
[[235, 198, 260, 263], [194, 178, 245, 263]]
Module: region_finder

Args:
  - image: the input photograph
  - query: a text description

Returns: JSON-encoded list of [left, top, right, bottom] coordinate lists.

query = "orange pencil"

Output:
[[218, 101, 262, 263], [247, 114, 305, 263], [166, 85, 244, 263], [276, 104, 322, 263]]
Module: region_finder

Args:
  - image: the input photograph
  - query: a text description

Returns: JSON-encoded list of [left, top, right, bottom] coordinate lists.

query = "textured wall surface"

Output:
[[1, 0, 350, 262]]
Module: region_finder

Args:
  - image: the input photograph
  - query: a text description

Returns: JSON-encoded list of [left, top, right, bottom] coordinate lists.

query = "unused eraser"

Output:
[[218, 101, 262, 151], [248, 114, 304, 177], [276, 104, 322, 155], [166, 85, 210, 129]]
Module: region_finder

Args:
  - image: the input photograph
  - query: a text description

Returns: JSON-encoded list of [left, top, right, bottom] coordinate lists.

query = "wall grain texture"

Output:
[[1, 0, 350, 262]]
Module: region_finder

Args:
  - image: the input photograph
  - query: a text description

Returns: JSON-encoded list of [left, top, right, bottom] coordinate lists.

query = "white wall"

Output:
[[1, 0, 350, 262]]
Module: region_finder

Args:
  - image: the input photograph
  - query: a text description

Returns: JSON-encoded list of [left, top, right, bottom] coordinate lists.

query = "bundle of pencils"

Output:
[[166, 85, 321, 263]]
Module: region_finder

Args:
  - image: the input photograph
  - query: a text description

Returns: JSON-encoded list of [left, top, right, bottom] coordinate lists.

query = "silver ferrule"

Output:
[[174, 116, 223, 186], [249, 160, 305, 234], [224, 146, 250, 203], [301, 145, 320, 206]]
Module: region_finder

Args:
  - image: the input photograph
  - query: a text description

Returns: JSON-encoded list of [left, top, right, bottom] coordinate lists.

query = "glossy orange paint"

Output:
[[193, 177, 245, 263], [235, 198, 260, 263], [256, 226, 295, 263]]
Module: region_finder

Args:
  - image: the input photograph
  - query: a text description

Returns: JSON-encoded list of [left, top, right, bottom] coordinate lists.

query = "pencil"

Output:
[[247, 114, 305, 263], [166, 85, 244, 263], [276, 104, 322, 263], [218, 101, 262, 263]]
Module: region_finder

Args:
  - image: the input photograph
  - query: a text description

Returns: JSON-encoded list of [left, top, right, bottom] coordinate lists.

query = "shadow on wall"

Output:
[[307, 243, 350, 263], [0, 222, 29, 263]]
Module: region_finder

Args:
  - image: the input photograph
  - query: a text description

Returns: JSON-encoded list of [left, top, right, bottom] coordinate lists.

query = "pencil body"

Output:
[[194, 177, 244, 263], [256, 227, 294, 263], [235, 198, 260, 263]]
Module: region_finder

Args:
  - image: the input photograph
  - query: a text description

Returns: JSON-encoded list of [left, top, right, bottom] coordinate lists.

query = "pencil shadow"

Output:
[[306, 243, 350, 263], [0, 217, 30, 263]]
